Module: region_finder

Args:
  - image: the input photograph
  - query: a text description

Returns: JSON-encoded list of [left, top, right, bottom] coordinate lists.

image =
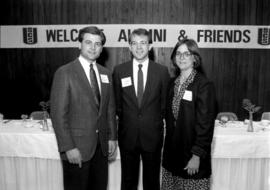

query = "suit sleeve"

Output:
[[191, 81, 217, 158], [107, 73, 117, 140], [50, 68, 75, 152], [112, 67, 122, 117], [161, 67, 170, 119]]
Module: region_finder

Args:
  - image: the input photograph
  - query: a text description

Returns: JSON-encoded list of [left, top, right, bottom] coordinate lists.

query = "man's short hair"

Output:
[[128, 28, 152, 44], [78, 26, 106, 45]]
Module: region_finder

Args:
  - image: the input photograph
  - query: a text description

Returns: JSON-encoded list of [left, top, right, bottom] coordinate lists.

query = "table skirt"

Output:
[[211, 158, 270, 190], [0, 157, 62, 190], [1, 157, 269, 190], [0, 157, 144, 190]]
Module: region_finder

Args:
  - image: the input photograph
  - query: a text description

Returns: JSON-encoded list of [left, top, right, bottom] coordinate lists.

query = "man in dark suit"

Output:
[[50, 26, 117, 190], [113, 28, 170, 190]]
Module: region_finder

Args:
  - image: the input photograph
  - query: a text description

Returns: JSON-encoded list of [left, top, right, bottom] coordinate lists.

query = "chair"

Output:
[[30, 111, 50, 120], [216, 112, 238, 121], [261, 112, 270, 120]]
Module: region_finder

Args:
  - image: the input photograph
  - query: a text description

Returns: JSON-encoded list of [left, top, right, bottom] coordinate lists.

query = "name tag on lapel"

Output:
[[121, 77, 132, 87], [100, 74, 109, 83], [183, 90, 192, 101]]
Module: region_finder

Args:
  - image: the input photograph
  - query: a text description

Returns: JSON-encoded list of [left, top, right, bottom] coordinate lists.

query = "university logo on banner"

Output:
[[23, 27, 37, 44], [258, 28, 270, 45]]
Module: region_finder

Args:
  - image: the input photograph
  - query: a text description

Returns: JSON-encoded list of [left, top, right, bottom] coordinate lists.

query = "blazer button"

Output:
[[96, 129, 99, 133], [138, 114, 142, 118]]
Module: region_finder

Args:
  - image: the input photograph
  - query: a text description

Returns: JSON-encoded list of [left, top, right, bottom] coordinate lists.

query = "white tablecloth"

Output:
[[0, 120, 59, 159], [212, 120, 270, 158], [0, 120, 270, 190]]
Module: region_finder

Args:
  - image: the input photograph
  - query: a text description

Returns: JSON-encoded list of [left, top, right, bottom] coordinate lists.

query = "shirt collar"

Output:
[[133, 58, 149, 68], [79, 55, 97, 67]]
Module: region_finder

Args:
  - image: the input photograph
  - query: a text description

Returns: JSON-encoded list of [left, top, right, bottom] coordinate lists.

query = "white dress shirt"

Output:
[[133, 58, 149, 96], [79, 55, 101, 94]]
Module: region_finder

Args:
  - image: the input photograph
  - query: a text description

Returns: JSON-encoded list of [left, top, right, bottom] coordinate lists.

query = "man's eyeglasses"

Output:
[[130, 41, 149, 47], [175, 51, 192, 59]]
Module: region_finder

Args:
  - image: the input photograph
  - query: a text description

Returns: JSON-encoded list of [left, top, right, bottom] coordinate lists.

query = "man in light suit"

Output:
[[50, 26, 117, 190], [113, 28, 170, 190]]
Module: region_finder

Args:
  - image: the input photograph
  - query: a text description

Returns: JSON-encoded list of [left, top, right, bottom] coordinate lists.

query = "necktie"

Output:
[[137, 64, 144, 107], [89, 64, 100, 106]]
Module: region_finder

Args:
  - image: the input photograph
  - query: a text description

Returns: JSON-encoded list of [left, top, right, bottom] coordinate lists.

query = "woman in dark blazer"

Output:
[[161, 38, 217, 190]]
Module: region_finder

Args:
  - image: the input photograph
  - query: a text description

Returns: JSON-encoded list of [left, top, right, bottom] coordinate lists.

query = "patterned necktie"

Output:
[[137, 64, 144, 107], [89, 64, 100, 106]]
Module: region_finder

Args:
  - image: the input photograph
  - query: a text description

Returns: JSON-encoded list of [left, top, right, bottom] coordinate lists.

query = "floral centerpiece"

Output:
[[39, 101, 50, 113], [242, 98, 261, 132]]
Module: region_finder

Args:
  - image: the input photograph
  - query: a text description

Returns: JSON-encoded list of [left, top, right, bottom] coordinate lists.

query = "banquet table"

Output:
[[211, 120, 270, 190], [0, 119, 141, 190], [0, 119, 269, 190]]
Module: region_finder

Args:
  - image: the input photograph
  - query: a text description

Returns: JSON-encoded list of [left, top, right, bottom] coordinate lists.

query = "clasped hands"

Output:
[[184, 154, 200, 175], [66, 140, 118, 168]]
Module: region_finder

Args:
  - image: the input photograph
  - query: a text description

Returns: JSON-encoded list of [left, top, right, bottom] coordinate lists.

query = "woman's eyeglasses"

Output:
[[175, 51, 192, 59]]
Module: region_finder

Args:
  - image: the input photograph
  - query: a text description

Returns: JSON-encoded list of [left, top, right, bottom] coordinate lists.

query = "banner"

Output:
[[0, 24, 269, 49]]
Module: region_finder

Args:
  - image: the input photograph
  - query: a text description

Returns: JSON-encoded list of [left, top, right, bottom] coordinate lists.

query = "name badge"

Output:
[[121, 77, 132, 87], [183, 90, 192, 101], [100, 74, 109, 83]]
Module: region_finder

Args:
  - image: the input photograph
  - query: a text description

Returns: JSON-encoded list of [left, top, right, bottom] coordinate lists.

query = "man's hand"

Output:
[[184, 154, 200, 175], [108, 140, 117, 161], [66, 148, 82, 168]]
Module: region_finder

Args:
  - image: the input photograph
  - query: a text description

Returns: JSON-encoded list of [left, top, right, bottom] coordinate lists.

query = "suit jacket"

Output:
[[113, 60, 170, 152], [50, 58, 117, 161], [162, 72, 217, 179]]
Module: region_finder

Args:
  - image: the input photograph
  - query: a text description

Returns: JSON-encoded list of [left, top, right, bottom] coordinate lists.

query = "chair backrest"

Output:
[[216, 112, 238, 121], [30, 111, 50, 120], [261, 112, 270, 120]]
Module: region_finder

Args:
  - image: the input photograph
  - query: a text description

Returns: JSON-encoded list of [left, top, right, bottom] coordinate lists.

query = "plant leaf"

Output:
[[254, 106, 261, 112]]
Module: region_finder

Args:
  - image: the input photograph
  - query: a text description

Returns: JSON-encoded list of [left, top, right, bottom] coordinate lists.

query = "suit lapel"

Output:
[[125, 61, 138, 106], [96, 64, 107, 116], [73, 59, 99, 112]]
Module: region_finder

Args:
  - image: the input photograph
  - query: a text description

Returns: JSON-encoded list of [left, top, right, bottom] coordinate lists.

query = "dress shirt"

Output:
[[79, 55, 101, 94], [133, 58, 149, 96]]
